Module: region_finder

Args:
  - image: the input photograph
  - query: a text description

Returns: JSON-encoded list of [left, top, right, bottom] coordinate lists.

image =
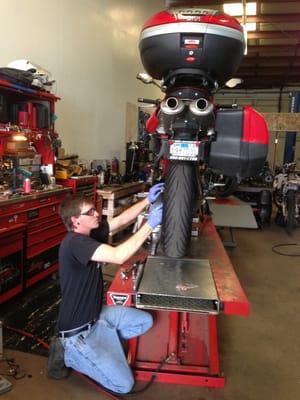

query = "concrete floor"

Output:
[[1, 222, 300, 400]]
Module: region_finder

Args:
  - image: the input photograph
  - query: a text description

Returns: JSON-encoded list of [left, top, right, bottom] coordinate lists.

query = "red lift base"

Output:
[[129, 310, 225, 387], [135, 369, 224, 388], [107, 218, 250, 388]]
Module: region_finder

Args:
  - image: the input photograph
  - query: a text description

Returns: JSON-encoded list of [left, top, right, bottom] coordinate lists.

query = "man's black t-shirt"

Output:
[[57, 221, 109, 331]]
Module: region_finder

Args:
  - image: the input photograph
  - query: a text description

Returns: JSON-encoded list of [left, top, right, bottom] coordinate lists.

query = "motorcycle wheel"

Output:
[[273, 189, 282, 209], [162, 161, 197, 258], [258, 190, 272, 225], [286, 190, 296, 234]]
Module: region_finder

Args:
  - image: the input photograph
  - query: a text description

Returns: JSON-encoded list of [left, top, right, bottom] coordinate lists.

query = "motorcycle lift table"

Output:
[[107, 217, 250, 388]]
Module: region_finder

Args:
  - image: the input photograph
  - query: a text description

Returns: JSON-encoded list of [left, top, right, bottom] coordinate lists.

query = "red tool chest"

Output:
[[0, 77, 68, 303], [56, 176, 97, 204], [0, 188, 70, 303]]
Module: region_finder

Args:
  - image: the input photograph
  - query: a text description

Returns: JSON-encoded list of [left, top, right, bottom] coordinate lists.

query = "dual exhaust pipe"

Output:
[[160, 96, 213, 116]]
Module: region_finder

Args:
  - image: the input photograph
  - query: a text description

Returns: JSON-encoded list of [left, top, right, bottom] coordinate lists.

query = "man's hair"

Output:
[[59, 194, 94, 231]]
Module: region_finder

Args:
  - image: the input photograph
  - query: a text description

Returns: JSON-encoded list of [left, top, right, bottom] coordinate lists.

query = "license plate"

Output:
[[169, 141, 200, 161]]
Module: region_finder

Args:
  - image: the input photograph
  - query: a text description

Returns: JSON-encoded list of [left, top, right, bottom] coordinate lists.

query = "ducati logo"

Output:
[[109, 293, 130, 306]]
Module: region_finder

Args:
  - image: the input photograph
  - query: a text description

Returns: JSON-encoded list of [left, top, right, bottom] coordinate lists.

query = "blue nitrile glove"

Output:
[[148, 183, 165, 204], [147, 203, 163, 229]]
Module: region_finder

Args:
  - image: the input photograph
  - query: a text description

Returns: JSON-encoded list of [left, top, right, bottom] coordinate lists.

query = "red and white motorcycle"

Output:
[[138, 7, 269, 257]]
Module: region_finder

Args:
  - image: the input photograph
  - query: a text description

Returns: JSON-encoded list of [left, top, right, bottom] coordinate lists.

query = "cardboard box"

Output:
[[57, 147, 65, 158], [55, 169, 68, 179]]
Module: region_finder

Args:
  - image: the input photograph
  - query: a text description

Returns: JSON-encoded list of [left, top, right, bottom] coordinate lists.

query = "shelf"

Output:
[[102, 204, 132, 217], [0, 78, 64, 301], [0, 78, 60, 101], [98, 182, 145, 218], [97, 182, 145, 200], [97, 182, 145, 243]]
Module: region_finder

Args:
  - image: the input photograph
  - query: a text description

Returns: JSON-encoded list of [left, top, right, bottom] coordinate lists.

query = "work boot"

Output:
[[47, 336, 70, 379]]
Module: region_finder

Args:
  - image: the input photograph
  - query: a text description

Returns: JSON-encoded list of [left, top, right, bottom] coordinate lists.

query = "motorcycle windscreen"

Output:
[[209, 107, 269, 178]]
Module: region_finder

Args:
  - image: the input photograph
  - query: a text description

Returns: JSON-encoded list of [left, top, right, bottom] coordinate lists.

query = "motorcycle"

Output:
[[273, 162, 300, 233], [138, 7, 269, 257]]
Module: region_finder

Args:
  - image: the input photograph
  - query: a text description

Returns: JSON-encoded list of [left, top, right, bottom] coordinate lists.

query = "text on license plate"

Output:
[[169, 141, 199, 160]]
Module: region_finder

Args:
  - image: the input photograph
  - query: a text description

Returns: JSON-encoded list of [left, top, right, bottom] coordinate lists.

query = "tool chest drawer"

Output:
[[26, 207, 66, 252], [26, 202, 60, 220], [0, 251, 22, 297], [0, 224, 25, 304], [27, 232, 65, 259], [27, 213, 62, 232], [0, 212, 27, 228], [27, 221, 66, 248], [0, 230, 23, 257], [25, 245, 59, 279], [0, 194, 64, 228]]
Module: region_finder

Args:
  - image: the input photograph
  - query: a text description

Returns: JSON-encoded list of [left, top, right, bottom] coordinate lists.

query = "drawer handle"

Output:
[[13, 203, 25, 209]]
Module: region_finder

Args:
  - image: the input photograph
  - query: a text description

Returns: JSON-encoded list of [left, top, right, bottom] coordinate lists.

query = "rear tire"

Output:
[[286, 190, 296, 234], [162, 162, 197, 258], [259, 190, 272, 225]]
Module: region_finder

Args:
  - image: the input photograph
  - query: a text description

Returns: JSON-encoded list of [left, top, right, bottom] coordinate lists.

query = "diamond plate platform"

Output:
[[136, 256, 220, 314]]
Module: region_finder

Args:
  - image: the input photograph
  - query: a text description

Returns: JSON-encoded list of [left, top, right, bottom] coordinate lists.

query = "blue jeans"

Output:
[[61, 305, 153, 393]]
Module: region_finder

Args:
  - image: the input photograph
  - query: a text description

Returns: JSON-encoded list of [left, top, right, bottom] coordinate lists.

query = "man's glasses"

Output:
[[80, 207, 97, 216]]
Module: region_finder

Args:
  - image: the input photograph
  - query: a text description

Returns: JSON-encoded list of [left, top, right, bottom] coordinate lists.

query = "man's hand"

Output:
[[148, 183, 165, 204], [147, 203, 163, 229]]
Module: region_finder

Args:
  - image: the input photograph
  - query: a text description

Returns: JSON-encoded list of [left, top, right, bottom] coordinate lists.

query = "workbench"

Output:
[[97, 182, 145, 243], [97, 182, 145, 217], [107, 217, 250, 388]]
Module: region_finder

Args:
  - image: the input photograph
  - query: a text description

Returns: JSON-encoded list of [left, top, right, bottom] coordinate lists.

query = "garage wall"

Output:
[[0, 0, 299, 170], [0, 0, 164, 163]]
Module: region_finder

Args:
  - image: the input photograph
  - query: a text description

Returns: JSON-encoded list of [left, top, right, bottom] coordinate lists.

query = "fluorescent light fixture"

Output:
[[245, 22, 256, 31], [223, 2, 257, 16], [224, 3, 257, 32], [12, 133, 27, 141]]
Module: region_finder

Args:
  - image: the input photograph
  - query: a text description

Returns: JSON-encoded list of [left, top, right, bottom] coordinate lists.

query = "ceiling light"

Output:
[[223, 2, 257, 16], [245, 22, 256, 31]]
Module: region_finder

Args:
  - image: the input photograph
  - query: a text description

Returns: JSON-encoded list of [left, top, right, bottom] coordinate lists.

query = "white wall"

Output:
[[0, 0, 164, 163]]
